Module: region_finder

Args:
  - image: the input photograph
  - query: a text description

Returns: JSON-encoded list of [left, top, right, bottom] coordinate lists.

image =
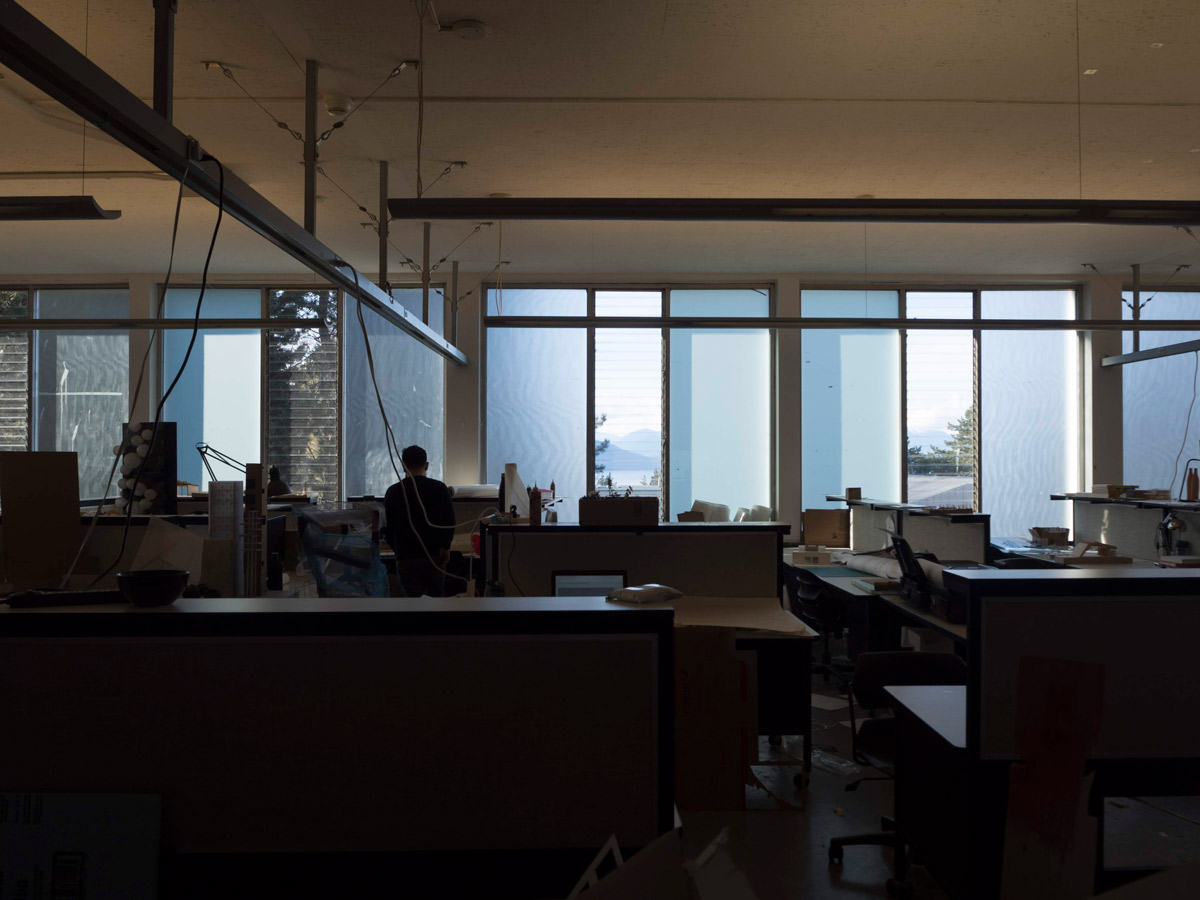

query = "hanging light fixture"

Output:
[[0, 195, 121, 220]]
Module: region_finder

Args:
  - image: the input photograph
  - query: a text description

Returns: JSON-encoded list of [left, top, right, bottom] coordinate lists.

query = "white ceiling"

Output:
[[3, 0, 1200, 277]]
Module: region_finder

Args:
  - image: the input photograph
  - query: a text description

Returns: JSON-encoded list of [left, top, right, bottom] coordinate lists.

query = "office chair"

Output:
[[828, 651, 968, 890], [296, 507, 388, 597], [783, 564, 854, 687]]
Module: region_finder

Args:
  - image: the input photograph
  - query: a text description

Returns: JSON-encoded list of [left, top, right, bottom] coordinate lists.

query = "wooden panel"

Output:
[[978, 596, 1200, 759]]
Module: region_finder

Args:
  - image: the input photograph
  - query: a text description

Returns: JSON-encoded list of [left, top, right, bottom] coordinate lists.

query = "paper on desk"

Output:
[[130, 517, 203, 584], [669, 596, 811, 635]]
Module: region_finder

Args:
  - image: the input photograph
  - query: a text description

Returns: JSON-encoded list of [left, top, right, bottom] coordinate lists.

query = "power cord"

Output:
[[1168, 351, 1199, 505], [86, 155, 226, 589], [58, 158, 192, 588]]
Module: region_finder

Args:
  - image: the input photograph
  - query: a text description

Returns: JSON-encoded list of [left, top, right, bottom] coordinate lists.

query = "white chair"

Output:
[[733, 507, 750, 522], [706, 503, 730, 522], [749, 505, 774, 522]]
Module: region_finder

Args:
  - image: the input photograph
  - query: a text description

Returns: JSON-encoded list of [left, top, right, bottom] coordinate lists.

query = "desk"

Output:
[[0, 596, 675, 900], [798, 568, 967, 656], [613, 595, 818, 776]]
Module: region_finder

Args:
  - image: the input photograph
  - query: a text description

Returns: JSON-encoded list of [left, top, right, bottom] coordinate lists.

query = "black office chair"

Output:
[[828, 651, 968, 894], [783, 564, 854, 688]]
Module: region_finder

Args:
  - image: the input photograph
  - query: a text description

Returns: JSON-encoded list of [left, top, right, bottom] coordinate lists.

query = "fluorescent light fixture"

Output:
[[0, 195, 121, 220]]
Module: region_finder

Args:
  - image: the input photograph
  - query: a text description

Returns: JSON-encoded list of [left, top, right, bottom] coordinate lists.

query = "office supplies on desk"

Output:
[[852, 577, 898, 593]]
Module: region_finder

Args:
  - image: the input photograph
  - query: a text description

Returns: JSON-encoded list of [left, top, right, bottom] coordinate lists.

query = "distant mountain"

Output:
[[617, 429, 662, 457], [908, 429, 951, 451], [598, 442, 658, 470]]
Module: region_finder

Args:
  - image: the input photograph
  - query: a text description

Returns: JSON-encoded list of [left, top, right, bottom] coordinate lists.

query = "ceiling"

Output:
[[3, 0, 1200, 278]]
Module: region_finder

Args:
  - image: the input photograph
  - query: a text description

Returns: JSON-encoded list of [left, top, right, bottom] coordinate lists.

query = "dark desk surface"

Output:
[[0, 596, 674, 637], [483, 521, 790, 533], [943, 566, 1200, 597], [886, 685, 967, 749]]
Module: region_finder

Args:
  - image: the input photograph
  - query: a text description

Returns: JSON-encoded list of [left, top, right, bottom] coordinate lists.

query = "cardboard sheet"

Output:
[[0, 451, 80, 590], [610, 595, 813, 636], [130, 516, 203, 584]]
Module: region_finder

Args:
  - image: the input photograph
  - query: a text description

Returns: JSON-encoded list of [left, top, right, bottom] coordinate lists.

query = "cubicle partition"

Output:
[[0, 597, 675, 898], [830, 495, 990, 563], [482, 522, 789, 598], [912, 568, 1200, 898]]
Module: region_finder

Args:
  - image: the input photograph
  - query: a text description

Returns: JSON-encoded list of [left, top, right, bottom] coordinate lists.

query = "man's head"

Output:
[[401, 445, 429, 476]]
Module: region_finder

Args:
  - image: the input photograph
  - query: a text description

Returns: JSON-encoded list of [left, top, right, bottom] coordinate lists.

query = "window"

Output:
[[595, 292, 662, 497], [905, 293, 976, 509], [981, 290, 1079, 534], [1122, 291, 1200, 494], [34, 289, 130, 499], [484, 285, 772, 522], [801, 290, 901, 510], [0, 290, 29, 454], [668, 289, 771, 518], [393, 286, 445, 336], [344, 298, 445, 497], [163, 288, 262, 489], [267, 289, 339, 500]]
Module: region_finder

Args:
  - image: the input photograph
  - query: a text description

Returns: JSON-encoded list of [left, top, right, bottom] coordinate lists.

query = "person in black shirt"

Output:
[[384, 445, 456, 596]]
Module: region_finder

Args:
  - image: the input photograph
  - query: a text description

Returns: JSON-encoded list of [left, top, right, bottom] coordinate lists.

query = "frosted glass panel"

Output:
[[670, 289, 769, 317], [906, 293, 975, 509], [344, 301, 445, 497], [1123, 292, 1200, 493], [163, 289, 261, 489], [596, 291, 661, 317], [669, 329, 771, 518], [487, 288, 586, 317], [595, 328, 662, 502], [487, 327, 586, 520], [393, 286, 445, 336], [801, 290, 900, 509], [981, 291, 1079, 536], [35, 289, 130, 499]]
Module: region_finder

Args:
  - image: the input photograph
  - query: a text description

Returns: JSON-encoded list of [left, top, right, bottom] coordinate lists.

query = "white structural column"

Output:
[[1083, 274, 1124, 486]]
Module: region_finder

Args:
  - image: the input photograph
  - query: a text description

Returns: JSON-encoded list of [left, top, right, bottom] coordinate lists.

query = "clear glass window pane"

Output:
[[162, 288, 261, 489], [1122, 291, 1200, 493], [669, 328, 771, 518], [981, 291, 1079, 535], [670, 289, 770, 318], [486, 327, 586, 520], [906, 293, 975, 509], [594, 329, 662, 504], [0, 290, 30, 455], [392, 286, 445, 337], [596, 291, 662, 317], [268, 289, 339, 500], [487, 288, 587, 317], [344, 300, 445, 497], [35, 289, 130, 499], [801, 290, 900, 509]]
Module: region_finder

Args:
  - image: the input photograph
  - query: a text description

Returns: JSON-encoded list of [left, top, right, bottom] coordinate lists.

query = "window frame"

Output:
[[799, 282, 1085, 515], [481, 282, 776, 519]]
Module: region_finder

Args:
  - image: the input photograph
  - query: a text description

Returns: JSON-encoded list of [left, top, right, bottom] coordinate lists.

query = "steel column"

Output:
[[1131, 263, 1141, 353], [378, 160, 389, 291], [151, 0, 176, 122], [304, 59, 318, 236], [422, 221, 431, 324]]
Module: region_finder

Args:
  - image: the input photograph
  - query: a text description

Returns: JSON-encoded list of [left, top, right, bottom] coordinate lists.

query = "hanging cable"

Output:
[[315, 165, 423, 274], [58, 158, 193, 588], [430, 222, 492, 272], [212, 63, 304, 141], [1140, 263, 1191, 308], [86, 156, 226, 589], [1081, 263, 1131, 309], [318, 62, 411, 143]]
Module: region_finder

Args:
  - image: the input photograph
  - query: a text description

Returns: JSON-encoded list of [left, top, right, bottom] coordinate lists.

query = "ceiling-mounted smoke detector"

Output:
[[324, 95, 352, 117], [451, 19, 490, 40]]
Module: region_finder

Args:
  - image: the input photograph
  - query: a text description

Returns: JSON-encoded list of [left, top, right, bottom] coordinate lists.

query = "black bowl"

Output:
[[117, 569, 189, 607]]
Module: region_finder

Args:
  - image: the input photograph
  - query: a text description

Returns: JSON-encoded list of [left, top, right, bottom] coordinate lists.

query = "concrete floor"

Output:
[[677, 674, 1200, 900]]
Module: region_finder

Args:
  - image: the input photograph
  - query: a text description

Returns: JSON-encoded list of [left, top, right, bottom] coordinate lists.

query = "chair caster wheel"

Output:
[[886, 878, 914, 899], [768, 734, 782, 746], [793, 772, 810, 790]]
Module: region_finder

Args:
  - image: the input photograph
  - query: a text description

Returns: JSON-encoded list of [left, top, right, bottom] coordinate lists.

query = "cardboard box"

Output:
[[790, 547, 832, 566], [677, 510, 705, 522], [802, 509, 850, 548], [845, 487, 862, 500]]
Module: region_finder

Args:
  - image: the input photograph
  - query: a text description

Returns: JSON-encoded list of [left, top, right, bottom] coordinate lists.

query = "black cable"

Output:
[[87, 156, 226, 589], [416, 0, 426, 197], [506, 526, 524, 596]]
